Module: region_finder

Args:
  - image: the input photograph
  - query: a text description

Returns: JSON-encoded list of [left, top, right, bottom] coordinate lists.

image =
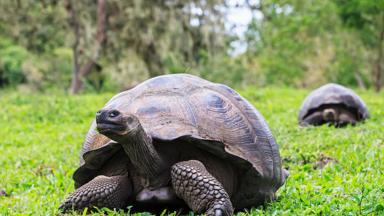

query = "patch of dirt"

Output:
[[0, 189, 9, 197], [282, 156, 293, 165], [313, 153, 338, 169], [299, 153, 316, 165], [33, 164, 54, 176]]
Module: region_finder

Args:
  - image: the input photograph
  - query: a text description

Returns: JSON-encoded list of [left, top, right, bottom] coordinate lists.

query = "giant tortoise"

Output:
[[298, 83, 369, 127], [59, 74, 288, 215]]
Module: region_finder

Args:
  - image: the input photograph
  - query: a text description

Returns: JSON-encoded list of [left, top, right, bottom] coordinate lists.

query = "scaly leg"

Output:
[[171, 160, 233, 216], [59, 175, 131, 212], [337, 110, 357, 127], [302, 111, 324, 126]]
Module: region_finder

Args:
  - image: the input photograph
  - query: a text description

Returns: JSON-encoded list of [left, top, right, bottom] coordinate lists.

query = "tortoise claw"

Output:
[[215, 209, 223, 216], [59, 175, 131, 212]]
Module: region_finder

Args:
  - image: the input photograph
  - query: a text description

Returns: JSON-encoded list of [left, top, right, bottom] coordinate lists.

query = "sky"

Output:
[[225, 0, 263, 55], [189, 0, 264, 56]]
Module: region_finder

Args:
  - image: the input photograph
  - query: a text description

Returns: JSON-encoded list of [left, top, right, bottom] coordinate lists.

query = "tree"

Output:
[[105, 1, 227, 76], [0, 0, 233, 91], [65, 0, 107, 94], [62, 0, 228, 92], [0, 0, 71, 89], [245, 0, 341, 87], [335, 0, 384, 91], [243, 0, 383, 90]]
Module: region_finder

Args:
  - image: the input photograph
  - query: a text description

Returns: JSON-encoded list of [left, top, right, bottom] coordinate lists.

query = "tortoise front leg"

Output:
[[337, 110, 357, 127], [59, 174, 132, 212], [301, 111, 324, 126], [171, 160, 233, 216]]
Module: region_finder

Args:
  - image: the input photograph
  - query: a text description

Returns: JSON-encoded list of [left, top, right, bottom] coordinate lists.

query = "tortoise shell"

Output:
[[74, 74, 287, 208], [298, 83, 369, 123]]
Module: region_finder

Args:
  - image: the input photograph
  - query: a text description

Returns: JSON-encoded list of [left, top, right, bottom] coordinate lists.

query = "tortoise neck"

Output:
[[122, 125, 165, 179]]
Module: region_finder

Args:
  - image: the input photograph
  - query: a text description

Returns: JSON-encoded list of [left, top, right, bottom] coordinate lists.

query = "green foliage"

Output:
[[165, 50, 247, 87], [0, 0, 383, 91], [0, 0, 68, 53], [0, 88, 383, 215], [197, 54, 245, 87], [335, 0, 384, 47], [246, 0, 340, 87], [0, 38, 73, 90], [244, 0, 383, 89], [0, 38, 29, 86], [327, 35, 368, 87], [45, 48, 73, 89], [333, 0, 384, 91]]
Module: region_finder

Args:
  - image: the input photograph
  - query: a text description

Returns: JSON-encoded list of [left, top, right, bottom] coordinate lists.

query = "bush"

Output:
[[0, 38, 29, 87]]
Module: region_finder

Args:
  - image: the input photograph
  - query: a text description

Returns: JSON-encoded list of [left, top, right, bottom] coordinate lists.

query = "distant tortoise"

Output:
[[298, 83, 369, 127], [59, 74, 288, 215]]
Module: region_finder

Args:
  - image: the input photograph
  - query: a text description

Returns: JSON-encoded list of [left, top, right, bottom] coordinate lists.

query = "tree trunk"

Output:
[[374, 14, 384, 92], [354, 72, 366, 90], [66, 0, 107, 94], [65, 0, 81, 93], [142, 41, 165, 77]]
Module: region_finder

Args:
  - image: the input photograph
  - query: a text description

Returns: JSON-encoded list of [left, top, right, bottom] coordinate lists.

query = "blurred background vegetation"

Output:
[[0, 0, 383, 93]]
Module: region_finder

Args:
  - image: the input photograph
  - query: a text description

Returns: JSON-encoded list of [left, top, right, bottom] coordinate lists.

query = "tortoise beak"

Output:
[[96, 109, 126, 134], [323, 108, 336, 121]]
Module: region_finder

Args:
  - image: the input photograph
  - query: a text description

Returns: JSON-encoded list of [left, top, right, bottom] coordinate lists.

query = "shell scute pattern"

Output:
[[75, 74, 287, 207]]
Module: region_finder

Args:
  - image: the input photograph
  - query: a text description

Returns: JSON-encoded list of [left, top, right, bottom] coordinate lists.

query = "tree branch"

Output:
[[67, 0, 107, 94]]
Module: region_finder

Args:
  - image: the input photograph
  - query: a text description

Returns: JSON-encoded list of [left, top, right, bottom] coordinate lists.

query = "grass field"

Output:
[[0, 88, 383, 215]]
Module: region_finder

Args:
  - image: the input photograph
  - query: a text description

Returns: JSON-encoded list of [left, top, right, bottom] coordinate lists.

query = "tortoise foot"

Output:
[[171, 160, 233, 216], [59, 175, 131, 212]]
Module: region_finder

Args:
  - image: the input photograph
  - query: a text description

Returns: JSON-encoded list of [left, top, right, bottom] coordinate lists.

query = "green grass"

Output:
[[0, 88, 383, 215]]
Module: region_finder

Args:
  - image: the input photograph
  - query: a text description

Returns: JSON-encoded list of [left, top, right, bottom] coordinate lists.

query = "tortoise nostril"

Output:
[[96, 110, 103, 116], [108, 110, 120, 118], [127, 116, 134, 124]]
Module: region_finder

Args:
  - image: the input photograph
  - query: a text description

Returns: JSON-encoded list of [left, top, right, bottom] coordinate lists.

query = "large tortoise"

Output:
[[298, 83, 369, 127], [60, 74, 288, 215]]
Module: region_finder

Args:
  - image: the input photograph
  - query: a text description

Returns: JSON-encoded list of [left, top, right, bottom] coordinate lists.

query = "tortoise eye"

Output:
[[108, 110, 120, 118]]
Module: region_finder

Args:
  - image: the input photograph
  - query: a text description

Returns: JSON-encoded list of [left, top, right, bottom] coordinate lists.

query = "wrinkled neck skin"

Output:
[[323, 108, 337, 122], [118, 126, 166, 185]]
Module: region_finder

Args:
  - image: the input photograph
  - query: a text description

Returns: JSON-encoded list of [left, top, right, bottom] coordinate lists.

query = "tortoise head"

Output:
[[322, 108, 337, 122], [96, 109, 141, 141]]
